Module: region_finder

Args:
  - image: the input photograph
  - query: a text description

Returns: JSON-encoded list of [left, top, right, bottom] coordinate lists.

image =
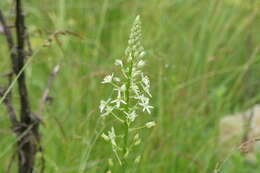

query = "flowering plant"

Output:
[[99, 15, 155, 172]]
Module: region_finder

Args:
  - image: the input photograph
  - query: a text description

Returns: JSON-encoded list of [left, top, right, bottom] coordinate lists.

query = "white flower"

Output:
[[145, 121, 156, 128], [101, 106, 114, 117], [108, 127, 117, 146], [138, 51, 146, 58], [112, 85, 127, 108], [142, 85, 152, 97], [141, 73, 150, 87], [124, 111, 138, 122], [115, 59, 123, 67], [121, 84, 126, 91], [128, 39, 134, 45], [139, 97, 153, 114], [137, 60, 145, 68], [111, 97, 126, 108], [131, 83, 140, 95], [102, 127, 118, 148], [141, 73, 152, 97], [135, 94, 148, 102], [102, 74, 114, 84], [127, 53, 133, 62], [99, 99, 111, 113], [132, 67, 141, 78], [113, 77, 121, 82], [114, 84, 126, 99]]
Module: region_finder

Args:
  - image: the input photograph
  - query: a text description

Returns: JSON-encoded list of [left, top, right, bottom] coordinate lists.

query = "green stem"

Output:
[[122, 121, 129, 172], [122, 61, 133, 173], [111, 112, 124, 123], [129, 125, 146, 132]]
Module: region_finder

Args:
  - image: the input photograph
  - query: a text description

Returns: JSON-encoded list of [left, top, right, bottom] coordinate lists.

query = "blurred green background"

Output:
[[0, 0, 260, 172]]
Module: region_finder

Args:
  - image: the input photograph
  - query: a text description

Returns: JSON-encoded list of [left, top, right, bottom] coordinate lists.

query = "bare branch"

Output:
[[0, 9, 18, 74], [0, 10, 14, 50], [0, 86, 18, 125], [14, 1, 40, 172], [15, 0, 31, 123]]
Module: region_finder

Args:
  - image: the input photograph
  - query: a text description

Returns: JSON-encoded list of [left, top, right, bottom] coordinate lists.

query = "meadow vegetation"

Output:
[[0, 0, 259, 172]]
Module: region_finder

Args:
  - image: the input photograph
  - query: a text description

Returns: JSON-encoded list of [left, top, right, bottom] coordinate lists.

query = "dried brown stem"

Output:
[[14, 1, 41, 172], [39, 64, 60, 113], [0, 10, 18, 128], [0, 10, 18, 75], [1, 3, 67, 173], [0, 85, 18, 126]]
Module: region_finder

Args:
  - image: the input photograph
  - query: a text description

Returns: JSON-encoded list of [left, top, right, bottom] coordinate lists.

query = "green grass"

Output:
[[0, 0, 260, 172]]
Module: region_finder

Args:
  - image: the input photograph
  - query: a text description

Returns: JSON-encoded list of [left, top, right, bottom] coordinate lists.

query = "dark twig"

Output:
[[0, 70, 17, 127], [25, 30, 33, 56], [0, 10, 19, 127], [0, 10, 14, 50], [0, 86, 18, 126], [15, 0, 31, 121], [0, 24, 4, 34], [39, 64, 60, 113], [12, 1, 40, 172], [0, 10, 22, 172], [1, 3, 75, 172], [0, 9, 17, 74], [43, 30, 83, 47]]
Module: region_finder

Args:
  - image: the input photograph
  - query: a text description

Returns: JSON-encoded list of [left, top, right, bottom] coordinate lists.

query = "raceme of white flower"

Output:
[[99, 15, 155, 171]]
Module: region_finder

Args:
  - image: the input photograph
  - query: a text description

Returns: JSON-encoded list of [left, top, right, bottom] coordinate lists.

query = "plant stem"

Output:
[[122, 61, 133, 172], [122, 121, 129, 172]]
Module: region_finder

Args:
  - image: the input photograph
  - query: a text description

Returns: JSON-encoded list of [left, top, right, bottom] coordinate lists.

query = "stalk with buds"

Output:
[[99, 15, 155, 173]]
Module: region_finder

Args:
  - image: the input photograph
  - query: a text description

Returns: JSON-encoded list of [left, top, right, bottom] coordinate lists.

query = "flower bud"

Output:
[[134, 139, 141, 146], [134, 133, 140, 141], [145, 121, 156, 128], [101, 133, 110, 141], [108, 158, 114, 167], [135, 155, 141, 163]]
